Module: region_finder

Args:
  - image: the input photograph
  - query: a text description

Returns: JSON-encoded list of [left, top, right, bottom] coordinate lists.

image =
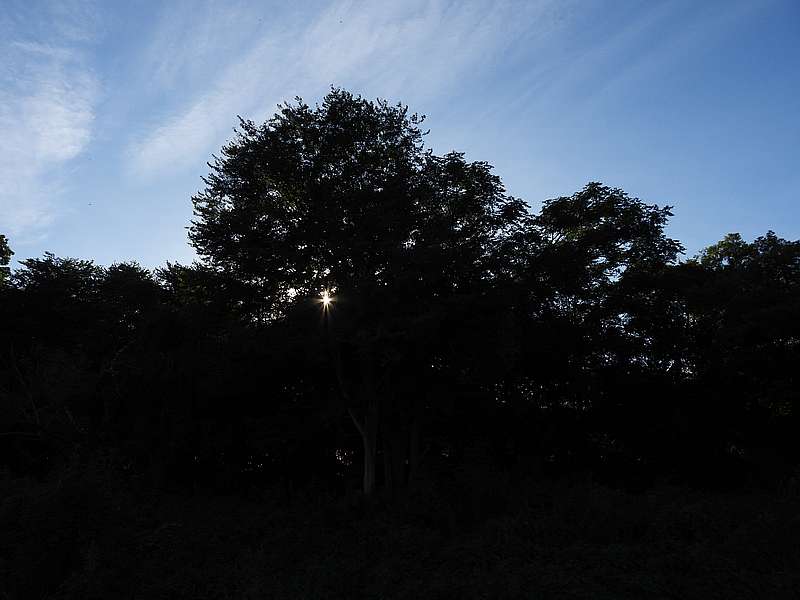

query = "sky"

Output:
[[1, 0, 798, 268]]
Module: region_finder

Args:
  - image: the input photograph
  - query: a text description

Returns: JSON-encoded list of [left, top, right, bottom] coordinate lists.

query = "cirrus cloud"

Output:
[[128, 0, 567, 178], [0, 5, 99, 242]]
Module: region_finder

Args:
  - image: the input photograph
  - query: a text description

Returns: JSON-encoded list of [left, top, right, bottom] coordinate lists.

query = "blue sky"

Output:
[[1, 0, 798, 268]]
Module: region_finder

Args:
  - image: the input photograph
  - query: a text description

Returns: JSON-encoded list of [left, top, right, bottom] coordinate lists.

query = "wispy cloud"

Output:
[[129, 0, 565, 178], [0, 3, 100, 241]]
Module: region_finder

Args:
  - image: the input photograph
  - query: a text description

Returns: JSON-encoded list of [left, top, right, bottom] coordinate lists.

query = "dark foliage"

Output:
[[0, 234, 11, 284], [1, 89, 799, 598]]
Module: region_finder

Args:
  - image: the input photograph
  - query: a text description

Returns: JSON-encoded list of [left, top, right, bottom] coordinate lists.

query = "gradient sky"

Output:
[[1, 0, 798, 268]]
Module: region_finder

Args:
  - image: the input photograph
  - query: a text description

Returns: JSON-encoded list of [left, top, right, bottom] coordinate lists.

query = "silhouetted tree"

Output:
[[512, 183, 683, 405], [189, 88, 528, 494], [486, 184, 687, 483], [5, 86, 800, 600], [686, 232, 800, 477], [0, 255, 169, 463], [2, 254, 103, 438]]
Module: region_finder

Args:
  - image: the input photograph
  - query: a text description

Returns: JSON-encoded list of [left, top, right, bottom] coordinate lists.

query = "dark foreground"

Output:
[[3, 462, 799, 600]]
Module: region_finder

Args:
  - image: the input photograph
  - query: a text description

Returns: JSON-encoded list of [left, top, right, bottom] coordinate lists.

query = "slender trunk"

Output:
[[349, 391, 379, 496], [382, 435, 393, 494], [362, 394, 379, 496], [382, 425, 407, 496], [362, 434, 377, 496], [381, 386, 402, 496], [331, 331, 374, 496], [408, 416, 421, 484], [408, 391, 424, 485]]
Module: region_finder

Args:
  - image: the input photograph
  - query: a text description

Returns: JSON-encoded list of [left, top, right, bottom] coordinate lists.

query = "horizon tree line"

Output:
[[1, 89, 798, 496]]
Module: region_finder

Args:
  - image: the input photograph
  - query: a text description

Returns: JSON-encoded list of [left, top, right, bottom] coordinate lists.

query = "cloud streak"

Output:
[[0, 5, 99, 241], [129, 0, 565, 178]]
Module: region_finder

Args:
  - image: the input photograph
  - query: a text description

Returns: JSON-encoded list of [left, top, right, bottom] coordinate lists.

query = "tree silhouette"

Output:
[[689, 232, 800, 469], [189, 88, 528, 494], [2, 86, 800, 598]]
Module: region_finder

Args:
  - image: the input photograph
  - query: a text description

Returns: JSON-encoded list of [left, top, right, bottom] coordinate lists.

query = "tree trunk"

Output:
[[362, 432, 377, 496], [330, 325, 381, 496], [408, 390, 424, 485], [362, 394, 379, 496], [382, 435, 393, 494], [381, 425, 407, 497], [408, 416, 421, 484], [350, 391, 379, 496]]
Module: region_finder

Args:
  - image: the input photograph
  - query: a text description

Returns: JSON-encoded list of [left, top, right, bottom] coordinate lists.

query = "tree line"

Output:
[[2, 89, 799, 498]]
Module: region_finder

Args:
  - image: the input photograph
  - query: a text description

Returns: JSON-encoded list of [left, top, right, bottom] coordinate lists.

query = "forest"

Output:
[[2, 89, 799, 598]]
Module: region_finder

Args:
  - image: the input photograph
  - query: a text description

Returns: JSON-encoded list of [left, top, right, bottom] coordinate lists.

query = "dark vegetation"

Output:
[[2, 90, 799, 598]]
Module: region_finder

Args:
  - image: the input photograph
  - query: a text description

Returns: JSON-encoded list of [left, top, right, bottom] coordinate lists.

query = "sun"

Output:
[[321, 290, 332, 308]]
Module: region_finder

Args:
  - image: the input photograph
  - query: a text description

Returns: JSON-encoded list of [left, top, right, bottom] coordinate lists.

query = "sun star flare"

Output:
[[321, 290, 332, 308]]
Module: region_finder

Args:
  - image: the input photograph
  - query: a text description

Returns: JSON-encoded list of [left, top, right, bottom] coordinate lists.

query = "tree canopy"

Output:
[[189, 89, 532, 493], [190, 88, 528, 319], [1, 87, 798, 508], [2, 87, 800, 597]]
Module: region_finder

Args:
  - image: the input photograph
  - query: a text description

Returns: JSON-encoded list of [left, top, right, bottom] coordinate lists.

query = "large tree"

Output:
[[691, 233, 800, 446], [189, 89, 528, 494], [0, 255, 163, 440]]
